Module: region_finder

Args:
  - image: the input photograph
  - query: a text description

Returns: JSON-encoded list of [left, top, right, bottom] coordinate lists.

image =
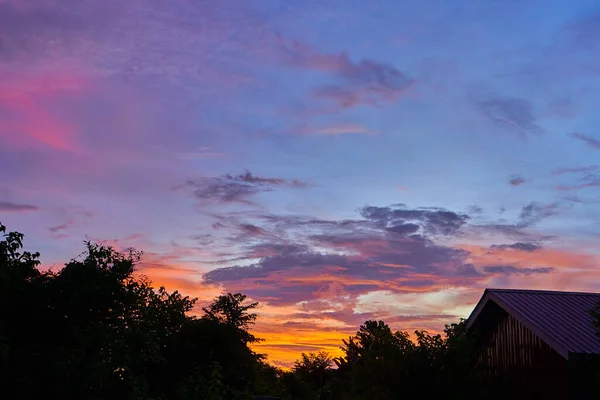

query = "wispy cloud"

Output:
[[478, 95, 542, 137], [467, 202, 561, 240], [44, 207, 94, 239], [48, 223, 71, 233], [556, 172, 600, 191], [279, 37, 414, 108], [482, 265, 555, 275], [0, 71, 88, 152], [551, 165, 598, 175], [177, 170, 309, 205], [518, 202, 560, 226], [489, 242, 541, 252], [292, 123, 378, 136], [509, 175, 526, 186], [0, 201, 39, 212], [557, 181, 600, 191], [570, 132, 600, 149]]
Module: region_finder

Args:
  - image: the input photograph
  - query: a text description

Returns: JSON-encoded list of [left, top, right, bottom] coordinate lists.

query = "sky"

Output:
[[1, 0, 600, 368]]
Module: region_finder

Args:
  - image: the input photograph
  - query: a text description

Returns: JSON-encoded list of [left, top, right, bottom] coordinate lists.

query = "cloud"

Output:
[[478, 95, 542, 137], [509, 175, 526, 186], [0, 200, 39, 212], [445, 201, 561, 242], [468, 205, 483, 215], [239, 224, 269, 236], [279, 37, 414, 108], [570, 132, 600, 149], [202, 202, 562, 306], [360, 205, 469, 235], [556, 172, 600, 191], [203, 204, 483, 306], [0, 71, 88, 152], [42, 206, 95, 239], [177, 170, 309, 205], [551, 166, 598, 175], [518, 202, 560, 226], [557, 181, 600, 191], [48, 223, 71, 233], [489, 242, 541, 252], [482, 265, 555, 275], [292, 123, 378, 136], [386, 223, 420, 236]]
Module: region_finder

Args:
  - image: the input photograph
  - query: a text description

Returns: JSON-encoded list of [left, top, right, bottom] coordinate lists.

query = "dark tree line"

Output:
[[0, 223, 282, 400], [5, 222, 598, 399], [286, 319, 491, 400]]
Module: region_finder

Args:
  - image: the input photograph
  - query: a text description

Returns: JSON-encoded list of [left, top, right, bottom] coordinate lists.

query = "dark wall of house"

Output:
[[568, 353, 600, 399], [472, 301, 569, 399]]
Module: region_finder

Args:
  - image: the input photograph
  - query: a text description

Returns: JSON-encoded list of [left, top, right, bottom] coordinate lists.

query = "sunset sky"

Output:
[[2, 0, 600, 367]]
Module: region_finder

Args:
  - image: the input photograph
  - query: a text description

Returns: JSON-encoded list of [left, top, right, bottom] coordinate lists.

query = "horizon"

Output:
[[2, 0, 600, 368]]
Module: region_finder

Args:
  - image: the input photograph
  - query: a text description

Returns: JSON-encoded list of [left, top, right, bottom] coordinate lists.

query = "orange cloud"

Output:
[[458, 243, 600, 292], [459, 243, 598, 271]]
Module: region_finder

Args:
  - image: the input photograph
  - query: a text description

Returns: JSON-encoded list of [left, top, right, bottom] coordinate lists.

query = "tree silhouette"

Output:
[[202, 292, 261, 344], [0, 223, 275, 400], [297, 351, 333, 399]]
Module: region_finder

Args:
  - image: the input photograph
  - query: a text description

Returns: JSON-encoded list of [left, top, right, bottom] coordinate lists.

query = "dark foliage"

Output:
[[0, 222, 276, 400], [328, 320, 489, 400]]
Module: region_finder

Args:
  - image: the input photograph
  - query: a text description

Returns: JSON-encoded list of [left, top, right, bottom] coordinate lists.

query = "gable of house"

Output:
[[465, 289, 600, 399], [467, 289, 600, 360]]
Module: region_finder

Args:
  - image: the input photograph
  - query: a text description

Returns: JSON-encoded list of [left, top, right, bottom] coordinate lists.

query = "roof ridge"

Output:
[[486, 288, 600, 296]]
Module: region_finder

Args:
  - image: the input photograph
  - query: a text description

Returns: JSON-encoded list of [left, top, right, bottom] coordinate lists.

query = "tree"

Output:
[[0, 221, 41, 286], [334, 320, 417, 399], [202, 292, 261, 344], [332, 319, 486, 399], [0, 224, 200, 399], [292, 351, 333, 400], [0, 223, 46, 398], [250, 361, 287, 399]]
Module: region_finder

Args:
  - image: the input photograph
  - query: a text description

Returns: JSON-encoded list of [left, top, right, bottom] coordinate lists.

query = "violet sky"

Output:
[[2, 0, 600, 367]]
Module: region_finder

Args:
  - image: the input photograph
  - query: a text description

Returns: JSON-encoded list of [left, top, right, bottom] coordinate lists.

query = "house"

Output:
[[466, 288, 600, 399]]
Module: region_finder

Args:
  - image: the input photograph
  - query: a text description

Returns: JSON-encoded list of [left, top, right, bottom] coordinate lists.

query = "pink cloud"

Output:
[[292, 123, 378, 136], [277, 35, 415, 108], [0, 70, 90, 152], [556, 182, 600, 191], [0, 201, 39, 212]]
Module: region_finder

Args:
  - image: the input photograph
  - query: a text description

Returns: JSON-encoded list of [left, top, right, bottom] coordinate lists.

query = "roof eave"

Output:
[[465, 289, 491, 329]]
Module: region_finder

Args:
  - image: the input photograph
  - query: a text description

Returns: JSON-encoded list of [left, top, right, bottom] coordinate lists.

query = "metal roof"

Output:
[[466, 288, 600, 359]]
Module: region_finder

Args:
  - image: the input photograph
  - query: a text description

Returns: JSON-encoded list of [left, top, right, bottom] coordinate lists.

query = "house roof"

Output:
[[466, 288, 600, 359]]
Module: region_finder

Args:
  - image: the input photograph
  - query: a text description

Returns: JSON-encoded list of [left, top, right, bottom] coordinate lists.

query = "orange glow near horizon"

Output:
[[137, 241, 600, 367]]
